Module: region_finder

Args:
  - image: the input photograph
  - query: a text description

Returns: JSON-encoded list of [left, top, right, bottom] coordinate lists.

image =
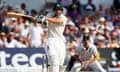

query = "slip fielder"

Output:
[[70, 35, 106, 72]]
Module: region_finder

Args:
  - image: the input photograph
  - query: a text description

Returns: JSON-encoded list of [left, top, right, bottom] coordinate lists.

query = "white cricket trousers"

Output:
[[71, 61, 106, 72], [45, 38, 66, 72]]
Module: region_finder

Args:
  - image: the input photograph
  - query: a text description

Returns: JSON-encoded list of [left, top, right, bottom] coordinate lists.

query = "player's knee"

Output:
[[48, 55, 59, 65]]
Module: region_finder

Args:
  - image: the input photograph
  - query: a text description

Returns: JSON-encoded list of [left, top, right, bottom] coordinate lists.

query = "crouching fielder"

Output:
[[70, 35, 106, 72]]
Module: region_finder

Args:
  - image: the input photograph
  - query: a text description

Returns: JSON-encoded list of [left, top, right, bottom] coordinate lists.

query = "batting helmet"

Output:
[[53, 3, 63, 10]]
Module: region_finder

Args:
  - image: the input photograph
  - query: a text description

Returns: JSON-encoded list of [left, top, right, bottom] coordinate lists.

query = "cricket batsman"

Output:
[[36, 2, 67, 72], [70, 35, 106, 72]]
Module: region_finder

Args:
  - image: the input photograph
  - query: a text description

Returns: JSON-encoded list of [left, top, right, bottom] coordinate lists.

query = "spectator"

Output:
[[66, 15, 75, 27], [58, 0, 70, 8], [113, 0, 120, 11], [96, 37, 106, 48], [73, 27, 81, 41], [68, 5, 80, 23], [0, 32, 7, 48], [2, 17, 17, 33], [67, 37, 77, 55], [16, 36, 27, 48], [13, 17, 25, 38], [69, 27, 77, 41], [83, 0, 96, 16], [27, 22, 44, 48], [15, 5, 24, 14], [7, 6, 14, 12], [30, 9, 37, 17], [111, 31, 118, 39], [114, 12, 120, 26], [89, 26, 96, 44], [64, 15, 76, 43], [97, 4, 105, 17], [107, 37, 119, 48], [90, 15, 99, 27], [110, 5, 117, 15], [0, 10, 8, 31], [68, 0, 81, 22], [20, 3, 29, 15], [111, 26, 119, 39], [77, 24, 84, 38], [110, 15, 117, 26], [20, 21, 30, 38], [95, 30, 106, 48], [97, 17, 106, 31], [104, 27, 111, 44], [68, 0, 81, 12], [81, 16, 91, 29], [75, 15, 83, 25], [5, 32, 18, 48], [64, 25, 71, 43], [103, 8, 112, 21], [41, 2, 53, 15], [81, 28, 94, 44], [105, 17, 114, 31]]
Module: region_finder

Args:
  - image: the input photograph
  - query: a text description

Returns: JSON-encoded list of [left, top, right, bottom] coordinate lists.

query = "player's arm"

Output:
[[46, 17, 63, 25], [41, 32, 45, 45], [83, 54, 98, 69], [73, 43, 83, 63], [87, 46, 98, 65], [87, 53, 98, 64], [73, 55, 82, 63]]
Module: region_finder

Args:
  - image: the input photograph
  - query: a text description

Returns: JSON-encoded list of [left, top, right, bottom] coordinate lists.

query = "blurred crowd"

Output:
[[0, 0, 120, 50]]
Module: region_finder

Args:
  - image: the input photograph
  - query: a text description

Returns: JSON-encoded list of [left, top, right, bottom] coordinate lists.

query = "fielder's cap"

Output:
[[53, 3, 63, 10], [82, 35, 90, 41]]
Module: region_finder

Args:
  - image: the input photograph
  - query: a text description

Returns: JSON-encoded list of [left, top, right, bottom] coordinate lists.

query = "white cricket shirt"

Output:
[[47, 13, 67, 41], [76, 43, 98, 61]]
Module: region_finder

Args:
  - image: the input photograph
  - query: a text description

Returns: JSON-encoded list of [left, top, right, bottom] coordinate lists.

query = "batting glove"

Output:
[[35, 15, 47, 25]]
